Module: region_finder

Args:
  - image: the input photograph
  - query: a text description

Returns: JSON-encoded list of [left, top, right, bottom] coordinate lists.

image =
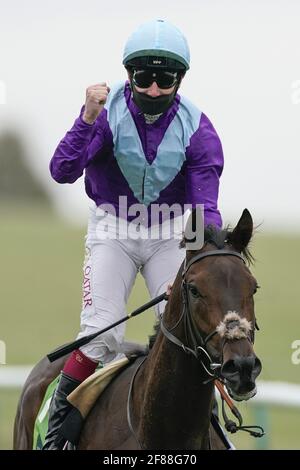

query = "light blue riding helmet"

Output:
[[123, 19, 190, 71]]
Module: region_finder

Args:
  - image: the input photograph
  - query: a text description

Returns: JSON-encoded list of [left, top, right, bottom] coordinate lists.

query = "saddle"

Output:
[[68, 345, 147, 419]]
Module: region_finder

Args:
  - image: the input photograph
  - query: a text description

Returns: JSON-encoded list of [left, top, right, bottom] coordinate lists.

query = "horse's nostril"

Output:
[[255, 357, 262, 370], [222, 355, 262, 381], [221, 359, 237, 377], [252, 357, 262, 379]]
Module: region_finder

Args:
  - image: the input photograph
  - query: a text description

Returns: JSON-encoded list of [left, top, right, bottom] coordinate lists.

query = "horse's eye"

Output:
[[188, 284, 201, 298]]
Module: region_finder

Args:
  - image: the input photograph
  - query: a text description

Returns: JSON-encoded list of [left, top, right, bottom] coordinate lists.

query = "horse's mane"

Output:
[[148, 321, 161, 350], [148, 224, 254, 349]]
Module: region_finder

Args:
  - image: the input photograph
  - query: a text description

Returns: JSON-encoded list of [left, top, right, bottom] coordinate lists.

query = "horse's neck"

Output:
[[133, 334, 215, 449]]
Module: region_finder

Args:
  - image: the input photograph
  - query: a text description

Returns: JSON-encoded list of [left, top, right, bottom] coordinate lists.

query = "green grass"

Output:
[[1, 203, 300, 449]]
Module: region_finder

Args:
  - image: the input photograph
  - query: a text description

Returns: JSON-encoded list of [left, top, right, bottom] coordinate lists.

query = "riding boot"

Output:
[[42, 372, 81, 450]]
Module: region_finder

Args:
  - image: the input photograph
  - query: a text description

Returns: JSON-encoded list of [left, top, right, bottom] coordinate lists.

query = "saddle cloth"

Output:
[[67, 356, 130, 418]]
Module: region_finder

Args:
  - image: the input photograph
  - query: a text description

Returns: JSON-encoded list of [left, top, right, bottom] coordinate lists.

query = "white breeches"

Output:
[[77, 206, 185, 364]]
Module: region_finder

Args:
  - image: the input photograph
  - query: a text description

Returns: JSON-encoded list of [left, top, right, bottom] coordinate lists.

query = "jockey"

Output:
[[43, 19, 224, 449]]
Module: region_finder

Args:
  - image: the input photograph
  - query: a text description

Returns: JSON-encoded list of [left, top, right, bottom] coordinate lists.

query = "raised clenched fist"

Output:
[[82, 83, 110, 124]]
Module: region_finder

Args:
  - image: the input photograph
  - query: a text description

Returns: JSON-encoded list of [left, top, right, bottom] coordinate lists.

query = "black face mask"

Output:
[[131, 84, 177, 115]]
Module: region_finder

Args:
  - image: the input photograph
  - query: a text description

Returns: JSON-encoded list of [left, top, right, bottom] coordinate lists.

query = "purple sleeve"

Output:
[[185, 113, 224, 227], [49, 107, 109, 184]]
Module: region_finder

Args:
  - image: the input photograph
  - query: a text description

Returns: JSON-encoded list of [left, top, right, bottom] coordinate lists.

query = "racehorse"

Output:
[[14, 209, 262, 450]]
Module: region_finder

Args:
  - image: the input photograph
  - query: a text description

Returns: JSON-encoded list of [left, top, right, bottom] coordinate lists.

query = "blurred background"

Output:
[[0, 0, 299, 449]]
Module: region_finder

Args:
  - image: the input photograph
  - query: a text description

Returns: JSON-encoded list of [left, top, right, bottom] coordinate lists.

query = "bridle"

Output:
[[127, 248, 263, 448], [160, 248, 250, 380]]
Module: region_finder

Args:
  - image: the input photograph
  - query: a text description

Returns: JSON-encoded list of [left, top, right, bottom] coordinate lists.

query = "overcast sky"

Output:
[[0, 0, 299, 231]]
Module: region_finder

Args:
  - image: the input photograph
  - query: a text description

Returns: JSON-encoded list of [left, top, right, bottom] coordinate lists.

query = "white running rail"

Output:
[[1, 366, 300, 408]]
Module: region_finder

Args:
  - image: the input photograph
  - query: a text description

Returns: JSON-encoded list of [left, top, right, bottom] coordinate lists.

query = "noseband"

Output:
[[160, 249, 249, 379]]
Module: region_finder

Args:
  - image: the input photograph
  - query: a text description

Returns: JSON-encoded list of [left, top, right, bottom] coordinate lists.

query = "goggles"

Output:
[[132, 69, 178, 89]]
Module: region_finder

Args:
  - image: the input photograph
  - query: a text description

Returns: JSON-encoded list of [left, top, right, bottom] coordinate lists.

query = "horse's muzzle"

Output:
[[221, 355, 262, 401]]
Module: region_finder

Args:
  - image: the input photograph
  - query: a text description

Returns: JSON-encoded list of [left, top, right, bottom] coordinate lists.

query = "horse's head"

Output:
[[169, 208, 262, 401]]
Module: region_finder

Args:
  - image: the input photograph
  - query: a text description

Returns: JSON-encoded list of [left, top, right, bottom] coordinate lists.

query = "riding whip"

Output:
[[47, 292, 168, 362]]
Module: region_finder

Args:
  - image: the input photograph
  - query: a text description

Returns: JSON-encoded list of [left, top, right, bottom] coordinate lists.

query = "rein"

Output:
[[215, 380, 264, 438]]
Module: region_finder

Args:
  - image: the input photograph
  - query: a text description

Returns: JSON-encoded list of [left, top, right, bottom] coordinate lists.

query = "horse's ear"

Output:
[[228, 209, 253, 252]]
